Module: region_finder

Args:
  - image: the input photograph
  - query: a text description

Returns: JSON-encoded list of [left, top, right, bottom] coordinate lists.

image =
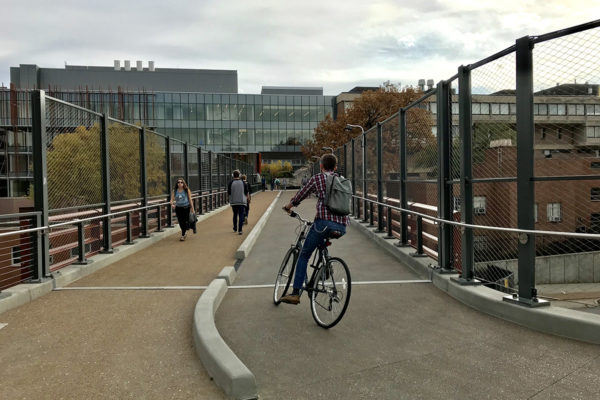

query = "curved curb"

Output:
[[192, 278, 258, 400], [235, 191, 282, 260], [352, 217, 600, 345]]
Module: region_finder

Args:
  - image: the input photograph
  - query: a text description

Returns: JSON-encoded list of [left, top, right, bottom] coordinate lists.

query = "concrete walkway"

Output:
[[0, 191, 278, 400], [216, 192, 600, 400]]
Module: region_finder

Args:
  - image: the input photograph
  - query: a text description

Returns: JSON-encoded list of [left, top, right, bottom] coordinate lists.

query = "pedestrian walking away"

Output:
[[228, 169, 248, 235], [171, 177, 195, 241], [281, 153, 349, 305], [261, 176, 266, 192], [242, 174, 251, 225]]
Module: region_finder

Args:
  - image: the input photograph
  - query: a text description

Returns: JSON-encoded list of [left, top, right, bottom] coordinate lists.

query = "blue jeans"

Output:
[[293, 219, 346, 290], [232, 205, 246, 232]]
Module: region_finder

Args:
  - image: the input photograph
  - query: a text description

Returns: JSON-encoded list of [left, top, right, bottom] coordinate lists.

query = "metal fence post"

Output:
[[385, 207, 394, 239], [453, 66, 478, 285], [184, 142, 189, 188], [31, 90, 50, 278], [125, 212, 135, 244], [351, 139, 356, 217], [166, 137, 173, 227], [436, 80, 453, 272], [216, 153, 221, 207], [208, 151, 213, 210], [376, 122, 384, 232], [100, 113, 113, 253], [362, 132, 368, 223], [411, 216, 427, 257], [397, 108, 409, 247], [139, 127, 150, 238], [73, 222, 90, 264], [198, 147, 203, 215], [504, 36, 548, 307]]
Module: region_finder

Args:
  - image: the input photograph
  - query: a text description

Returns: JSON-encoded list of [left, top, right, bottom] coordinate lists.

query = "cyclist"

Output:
[[281, 153, 349, 304]]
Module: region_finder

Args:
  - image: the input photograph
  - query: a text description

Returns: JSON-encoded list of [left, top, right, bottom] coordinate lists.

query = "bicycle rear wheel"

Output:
[[310, 257, 351, 328], [273, 247, 297, 305]]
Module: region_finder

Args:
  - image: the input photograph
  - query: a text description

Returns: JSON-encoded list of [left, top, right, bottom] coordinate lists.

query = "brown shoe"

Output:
[[280, 294, 300, 305]]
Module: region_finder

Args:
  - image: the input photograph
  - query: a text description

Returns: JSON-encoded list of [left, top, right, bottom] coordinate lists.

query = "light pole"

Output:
[[345, 124, 364, 135]]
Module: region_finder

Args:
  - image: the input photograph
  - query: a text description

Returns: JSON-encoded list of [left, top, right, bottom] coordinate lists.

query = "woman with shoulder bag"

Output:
[[171, 177, 195, 241]]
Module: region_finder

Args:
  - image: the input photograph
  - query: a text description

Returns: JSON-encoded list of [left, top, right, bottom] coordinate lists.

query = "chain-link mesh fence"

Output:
[[469, 51, 519, 292], [405, 101, 438, 257], [382, 115, 400, 235], [532, 27, 600, 286]]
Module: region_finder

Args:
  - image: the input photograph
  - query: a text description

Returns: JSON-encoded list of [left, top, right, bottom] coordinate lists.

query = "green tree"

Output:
[[45, 124, 166, 209]]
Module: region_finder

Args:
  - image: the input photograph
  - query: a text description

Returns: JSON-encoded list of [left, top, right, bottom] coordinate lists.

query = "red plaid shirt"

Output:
[[290, 172, 349, 226]]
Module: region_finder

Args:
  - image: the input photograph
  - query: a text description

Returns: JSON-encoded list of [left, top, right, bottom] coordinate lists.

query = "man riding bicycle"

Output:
[[281, 153, 349, 304]]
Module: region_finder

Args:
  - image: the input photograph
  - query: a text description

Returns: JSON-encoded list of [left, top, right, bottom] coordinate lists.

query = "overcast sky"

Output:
[[2, 0, 599, 95]]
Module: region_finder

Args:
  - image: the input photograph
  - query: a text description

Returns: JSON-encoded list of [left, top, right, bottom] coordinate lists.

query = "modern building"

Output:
[[1, 62, 336, 196]]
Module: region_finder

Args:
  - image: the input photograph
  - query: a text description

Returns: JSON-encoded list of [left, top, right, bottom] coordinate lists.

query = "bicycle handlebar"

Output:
[[283, 207, 311, 225]]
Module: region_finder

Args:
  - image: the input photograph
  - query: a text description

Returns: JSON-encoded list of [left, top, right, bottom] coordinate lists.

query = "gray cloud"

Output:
[[1, 0, 599, 94]]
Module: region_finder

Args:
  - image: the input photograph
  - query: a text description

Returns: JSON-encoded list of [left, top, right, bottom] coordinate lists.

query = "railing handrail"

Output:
[[0, 189, 227, 239], [353, 195, 600, 240]]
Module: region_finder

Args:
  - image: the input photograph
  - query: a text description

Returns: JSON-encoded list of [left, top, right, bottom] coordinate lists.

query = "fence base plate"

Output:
[[451, 277, 482, 286], [503, 295, 550, 308], [73, 259, 93, 265], [410, 252, 428, 258]]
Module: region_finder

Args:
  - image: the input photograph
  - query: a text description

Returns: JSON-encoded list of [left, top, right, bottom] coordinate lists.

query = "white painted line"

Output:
[[53, 280, 432, 291], [0, 323, 7, 330], [228, 279, 432, 289], [54, 286, 208, 291]]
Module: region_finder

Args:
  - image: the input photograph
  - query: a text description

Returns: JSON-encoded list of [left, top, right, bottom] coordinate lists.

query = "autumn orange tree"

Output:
[[302, 85, 436, 177], [302, 85, 433, 158]]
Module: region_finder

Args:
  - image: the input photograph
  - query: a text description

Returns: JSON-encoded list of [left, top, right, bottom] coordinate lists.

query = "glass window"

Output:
[[568, 104, 577, 115], [173, 105, 182, 120], [255, 105, 264, 121], [557, 104, 566, 115], [534, 203, 538, 223], [480, 103, 489, 115], [509, 103, 516, 115], [549, 104, 558, 115], [577, 104, 585, 115], [491, 103, 500, 114], [592, 187, 600, 201], [547, 203, 561, 222], [472, 103, 481, 115], [500, 104, 509, 115]]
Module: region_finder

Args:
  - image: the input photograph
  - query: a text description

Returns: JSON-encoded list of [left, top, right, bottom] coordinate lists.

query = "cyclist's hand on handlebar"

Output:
[[283, 202, 293, 213]]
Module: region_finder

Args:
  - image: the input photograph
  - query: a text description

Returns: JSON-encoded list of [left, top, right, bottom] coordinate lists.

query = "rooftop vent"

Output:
[[124, 60, 131, 71], [136, 60, 143, 71], [114, 60, 120, 70]]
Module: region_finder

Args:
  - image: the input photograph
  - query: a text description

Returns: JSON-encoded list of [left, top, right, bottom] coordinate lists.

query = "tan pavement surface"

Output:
[[216, 192, 600, 400], [0, 191, 278, 400]]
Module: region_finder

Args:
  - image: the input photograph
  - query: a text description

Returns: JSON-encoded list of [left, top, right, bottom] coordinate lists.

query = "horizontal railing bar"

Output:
[[533, 19, 600, 44], [0, 211, 41, 219], [403, 91, 437, 111], [353, 195, 600, 240], [467, 44, 517, 71], [0, 190, 227, 238], [46, 96, 104, 117]]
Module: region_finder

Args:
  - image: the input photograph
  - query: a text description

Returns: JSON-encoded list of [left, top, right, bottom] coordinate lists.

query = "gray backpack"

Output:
[[324, 174, 353, 216]]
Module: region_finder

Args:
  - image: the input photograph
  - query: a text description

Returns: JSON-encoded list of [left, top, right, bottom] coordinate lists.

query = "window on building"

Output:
[[11, 246, 21, 267], [592, 188, 600, 201], [491, 103, 500, 114], [538, 104, 548, 115], [586, 126, 600, 138], [557, 128, 562, 140], [500, 104, 509, 115], [472, 103, 481, 115], [453, 196, 461, 212], [541, 127, 546, 139], [480, 103, 490, 115], [591, 162, 600, 169], [547, 203, 561, 222], [474, 196, 486, 215], [534, 203, 538, 223], [549, 104, 558, 115]]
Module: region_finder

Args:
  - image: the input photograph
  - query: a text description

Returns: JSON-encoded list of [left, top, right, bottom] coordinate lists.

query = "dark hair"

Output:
[[173, 177, 189, 191], [233, 170, 240, 178], [321, 154, 337, 171]]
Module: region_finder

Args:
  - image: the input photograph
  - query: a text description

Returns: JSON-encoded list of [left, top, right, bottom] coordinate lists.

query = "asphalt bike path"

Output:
[[216, 192, 600, 400], [0, 191, 278, 400]]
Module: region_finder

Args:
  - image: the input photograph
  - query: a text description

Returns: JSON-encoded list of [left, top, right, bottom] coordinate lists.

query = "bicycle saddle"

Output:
[[328, 230, 343, 239]]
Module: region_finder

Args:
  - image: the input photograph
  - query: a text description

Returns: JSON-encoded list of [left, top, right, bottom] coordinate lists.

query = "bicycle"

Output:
[[273, 209, 351, 329]]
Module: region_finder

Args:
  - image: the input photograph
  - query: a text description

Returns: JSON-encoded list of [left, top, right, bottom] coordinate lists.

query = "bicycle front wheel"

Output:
[[310, 257, 351, 328], [273, 247, 297, 305]]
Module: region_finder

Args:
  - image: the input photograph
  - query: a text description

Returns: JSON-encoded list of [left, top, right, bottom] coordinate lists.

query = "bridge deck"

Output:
[[0, 190, 599, 399]]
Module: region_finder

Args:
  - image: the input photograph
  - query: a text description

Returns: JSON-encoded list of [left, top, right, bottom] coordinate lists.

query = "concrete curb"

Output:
[[352, 217, 600, 345], [218, 266, 237, 286], [0, 205, 230, 316], [235, 191, 282, 260], [192, 278, 258, 400]]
